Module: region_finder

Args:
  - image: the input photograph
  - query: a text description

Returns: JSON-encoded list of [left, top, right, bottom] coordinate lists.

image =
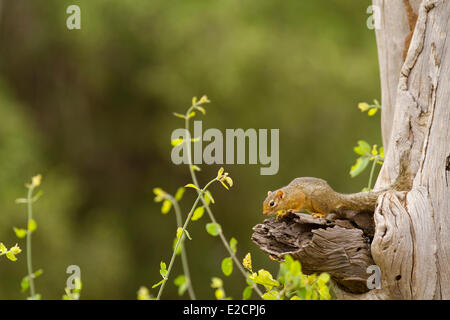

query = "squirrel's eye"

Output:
[[269, 200, 275, 207]]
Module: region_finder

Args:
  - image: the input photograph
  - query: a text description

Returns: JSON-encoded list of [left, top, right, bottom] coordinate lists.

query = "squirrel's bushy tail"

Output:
[[339, 156, 412, 212]]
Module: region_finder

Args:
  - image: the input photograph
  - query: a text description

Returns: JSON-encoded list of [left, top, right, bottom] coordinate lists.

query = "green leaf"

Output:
[[229, 237, 238, 253], [161, 200, 172, 214], [242, 286, 252, 300], [318, 273, 330, 284], [28, 219, 37, 232], [357, 140, 371, 154], [174, 275, 188, 296], [172, 238, 182, 255], [171, 138, 184, 146], [13, 227, 27, 239], [185, 184, 199, 190], [191, 206, 205, 221], [262, 290, 280, 300], [174, 187, 185, 201], [160, 261, 167, 278], [0, 242, 6, 253], [221, 257, 233, 276], [249, 269, 280, 290], [187, 111, 196, 119], [21, 277, 30, 292], [215, 288, 225, 300], [206, 223, 221, 236], [152, 279, 166, 289], [176, 227, 183, 239], [6, 252, 17, 261], [350, 156, 370, 178], [210, 277, 223, 289], [368, 108, 378, 116], [358, 102, 370, 112], [173, 112, 186, 119], [204, 190, 215, 204]]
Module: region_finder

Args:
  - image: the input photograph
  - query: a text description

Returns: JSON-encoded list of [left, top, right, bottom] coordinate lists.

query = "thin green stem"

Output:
[[185, 111, 264, 298], [156, 179, 216, 300], [26, 186, 36, 297], [168, 195, 196, 300], [367, 157, 378, 190]]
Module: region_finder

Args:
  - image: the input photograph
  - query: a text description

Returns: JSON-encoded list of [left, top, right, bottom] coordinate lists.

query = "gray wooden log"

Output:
[[251, 213, 375, 293]]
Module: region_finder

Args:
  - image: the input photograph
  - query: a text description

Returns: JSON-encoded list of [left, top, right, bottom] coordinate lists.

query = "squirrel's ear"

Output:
[[275, 189, 284, 199], [267, 191, 272, 196]]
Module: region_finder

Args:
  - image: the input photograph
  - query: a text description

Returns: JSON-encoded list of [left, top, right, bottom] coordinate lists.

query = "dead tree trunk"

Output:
[[252, 0, 449, 299]]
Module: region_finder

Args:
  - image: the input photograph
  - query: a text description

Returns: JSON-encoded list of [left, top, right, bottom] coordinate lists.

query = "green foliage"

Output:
[[243, 254, 332, 300], [206, 222, 221, 236], [350, 101, 385, 191], [0, 242, 22, 262], [62, 278, 82, 300]]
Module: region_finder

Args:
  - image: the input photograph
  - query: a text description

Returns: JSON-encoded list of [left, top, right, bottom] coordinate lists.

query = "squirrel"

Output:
[[263, 158, 411, 218]]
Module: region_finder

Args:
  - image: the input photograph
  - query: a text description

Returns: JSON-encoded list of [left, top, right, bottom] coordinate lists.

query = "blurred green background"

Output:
[[0, 0, 381, 299]]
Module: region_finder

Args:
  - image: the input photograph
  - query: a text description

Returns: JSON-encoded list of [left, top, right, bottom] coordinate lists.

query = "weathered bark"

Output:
[[252, 0, 449, 299], [252, 213, 375, 293]]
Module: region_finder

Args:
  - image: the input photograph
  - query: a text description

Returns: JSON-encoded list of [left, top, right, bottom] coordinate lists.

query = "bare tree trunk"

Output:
[[252, 0, 449, 300]]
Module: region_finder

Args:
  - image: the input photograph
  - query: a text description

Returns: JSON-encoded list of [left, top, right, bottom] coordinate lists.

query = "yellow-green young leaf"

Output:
[[191, 206, 205, 221], [137, 286, 151, 300], [171, 138, 184, 146], [161, 200, 172, 214], [13, 227, 27, 239], [242, 286, 252, 300], [21, 277, 30, 292], [262, 290, 280, 300], [215, 289, 225, 300], [249, 269, 280, 290], [220, 180, 229, 190], [174, 275, 188, 296], [221, 257, 233, 276], [173, 112, 186, 119], [229, 237, 238, 253], [350, 157, 370, 178], [358, 102, 370, 112], [199, 95, 210, 104], [152, 279, 166, 289], [217, 167, 224, 179], [192, 96, 198, 105], [211, 277, 223, 289], [28, 219, 37, 232], [204, 191, 215, 204], [290, 296, 302, 300], [10, 245, 21, 255], [176, 227, 183, 239], [191, 165, 201, 172], [175, 187, 185, 201], [357, 140, 371, 154], [27, 294, 41, 300], [371, 144, 378, 155], [187, 111, 196, 119], [318, 273, 330, 284], [206, 222, 221, 236], [243, 253, 252, 272], [0, 242, 6, 253], [379, 146, 385, 158], [194, 106, 206, 115], [172, 238, 182, 255], [184, 184, 199, 190], [368, 108, 378, 116], [6, 251, 17, 261]]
